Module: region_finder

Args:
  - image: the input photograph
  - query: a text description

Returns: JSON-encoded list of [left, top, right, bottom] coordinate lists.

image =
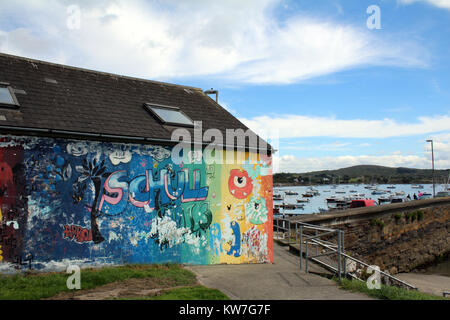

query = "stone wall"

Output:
[[294, 198, 450, 274]]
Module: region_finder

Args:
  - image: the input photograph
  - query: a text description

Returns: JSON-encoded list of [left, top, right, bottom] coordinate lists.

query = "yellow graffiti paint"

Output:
[[215, 150, 270, 264]]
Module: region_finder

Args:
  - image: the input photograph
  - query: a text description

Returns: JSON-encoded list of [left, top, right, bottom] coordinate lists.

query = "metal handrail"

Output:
[[293, 221, 336, 232], [342, 253, 417, 290], [303, 230, 338, 240], [315, 236, 417, 290], [274, 218, 418, 290], [273, 218, 292, 241]]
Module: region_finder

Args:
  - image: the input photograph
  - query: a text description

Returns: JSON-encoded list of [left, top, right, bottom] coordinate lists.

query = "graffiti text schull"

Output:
[[98, 167, 209, 216]]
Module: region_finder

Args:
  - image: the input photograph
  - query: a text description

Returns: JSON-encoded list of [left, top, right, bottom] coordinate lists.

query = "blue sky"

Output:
[[1, 0, 450, 173]]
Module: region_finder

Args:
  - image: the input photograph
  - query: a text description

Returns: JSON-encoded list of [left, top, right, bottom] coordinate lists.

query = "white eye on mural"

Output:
[[233, 175, 247, 188], [187, 150, 202, 164]]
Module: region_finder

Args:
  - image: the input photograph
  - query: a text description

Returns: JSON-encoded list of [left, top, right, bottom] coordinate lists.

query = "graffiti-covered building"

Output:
[[0, 53, 273, 272]]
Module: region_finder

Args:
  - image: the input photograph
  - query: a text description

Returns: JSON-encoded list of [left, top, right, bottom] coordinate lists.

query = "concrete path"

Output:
[[185, 243, 373, 300], [395, 273, 450, 297]]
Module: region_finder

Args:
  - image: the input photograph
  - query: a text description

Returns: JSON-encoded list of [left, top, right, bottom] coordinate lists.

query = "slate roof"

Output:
[[0, 53, 269, 152]]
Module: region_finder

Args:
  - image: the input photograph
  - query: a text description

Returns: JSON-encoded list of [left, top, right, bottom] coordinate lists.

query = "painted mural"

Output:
[[0, 134, 273, 272]]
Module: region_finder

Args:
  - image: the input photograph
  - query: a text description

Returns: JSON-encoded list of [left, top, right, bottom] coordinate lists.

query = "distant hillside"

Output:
[[274, 165, 450, 186]]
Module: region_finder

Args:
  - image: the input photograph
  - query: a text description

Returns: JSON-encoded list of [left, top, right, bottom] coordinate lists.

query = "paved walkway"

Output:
[[186, 242, 372, 300], [395, 273, 450, 297]]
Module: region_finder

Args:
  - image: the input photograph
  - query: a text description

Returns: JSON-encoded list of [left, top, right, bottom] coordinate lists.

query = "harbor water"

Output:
[[274, 184, 436, 215], [274, 183, 450, 287]]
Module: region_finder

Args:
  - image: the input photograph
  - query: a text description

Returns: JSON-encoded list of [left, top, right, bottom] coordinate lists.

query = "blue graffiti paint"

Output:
[[19, 138, 213, 266], [227, 221, 241, 257]]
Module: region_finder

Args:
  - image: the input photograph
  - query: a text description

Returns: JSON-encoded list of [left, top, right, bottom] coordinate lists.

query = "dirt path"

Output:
[[45, 278, 199, 300]]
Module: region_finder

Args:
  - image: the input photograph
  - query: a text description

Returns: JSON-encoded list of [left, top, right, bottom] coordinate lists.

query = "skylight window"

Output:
[[144, 103, 194, 126], [0, 84, 19, 108]]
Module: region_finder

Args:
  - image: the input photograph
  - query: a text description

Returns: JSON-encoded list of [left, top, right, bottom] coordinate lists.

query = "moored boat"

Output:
[[378, 196, 391, 204], [273, 194, 283, 201], [306, 187, 320, 195], [275, 203, 304, 210], [349, 193, 366, 200], [390, 197, 404, 203], [326, 196, 337, 203]]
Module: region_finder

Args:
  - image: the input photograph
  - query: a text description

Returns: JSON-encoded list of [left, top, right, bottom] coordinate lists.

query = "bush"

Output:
[[417, 210, 425, 221], [405, 210, 424, 222], [370, 218, 385, 228]]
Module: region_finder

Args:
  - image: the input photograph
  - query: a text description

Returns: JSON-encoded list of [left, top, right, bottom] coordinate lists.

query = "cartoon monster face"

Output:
[[228, 169, 253, 199], [245, 196, 268, 225]]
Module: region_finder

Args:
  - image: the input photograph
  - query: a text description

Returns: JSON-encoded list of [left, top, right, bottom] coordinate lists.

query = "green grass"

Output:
[[0, 263, 197, 300], [335, 277, 448, 300], [116, 285, 230, 300]]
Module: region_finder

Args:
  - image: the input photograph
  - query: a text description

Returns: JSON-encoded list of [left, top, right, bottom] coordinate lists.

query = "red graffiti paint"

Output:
[[0, 162, 13, 192], [63, 225, 92, 243], [0, 143, 25, 263], [228, 169, 253, 199]]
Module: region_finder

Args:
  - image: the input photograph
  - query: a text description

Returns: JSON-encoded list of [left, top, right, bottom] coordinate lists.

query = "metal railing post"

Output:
[[305, 237, 309, 273], [288, 220, 291, 243], [299, 224, 303, 270], [285, 223, 416, 290], [341, 231, 346, 277], [274, 218, 278, 238], [315, 229, 318, 256], [337, 230, 342, 283]]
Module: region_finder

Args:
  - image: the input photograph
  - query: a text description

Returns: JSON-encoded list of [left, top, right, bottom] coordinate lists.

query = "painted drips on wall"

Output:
[[0, 135, 273, 271]]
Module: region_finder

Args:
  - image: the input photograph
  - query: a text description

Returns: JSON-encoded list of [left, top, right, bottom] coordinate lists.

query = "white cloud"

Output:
[[274, 134, 450, 173], [425, 133, 450, 160], [359, 143, 372, 147], [240, 114, 450, 138], [283, 141, 350, 151], [0, 0, 428, 84], [399, 0, 450, 10], [275, 153, 450, 173]]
